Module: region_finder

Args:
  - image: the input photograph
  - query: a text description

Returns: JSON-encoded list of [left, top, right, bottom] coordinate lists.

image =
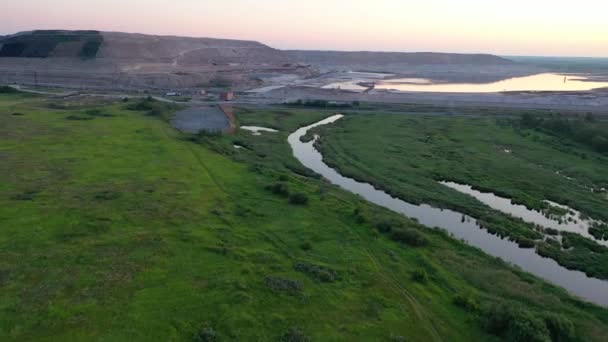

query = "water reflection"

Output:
[[288, 115, 608, 306], [377, 73, 608, 93], [240, 126, 279, 136], [440, 181, 608, 247]]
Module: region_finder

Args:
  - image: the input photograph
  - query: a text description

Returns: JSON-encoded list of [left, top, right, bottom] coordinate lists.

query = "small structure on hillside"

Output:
[[220, 91, 235, 101]]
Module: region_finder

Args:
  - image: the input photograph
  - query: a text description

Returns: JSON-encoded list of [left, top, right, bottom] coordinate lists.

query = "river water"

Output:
[[440, 181, 608, 247], [288, 115, 608, 306]]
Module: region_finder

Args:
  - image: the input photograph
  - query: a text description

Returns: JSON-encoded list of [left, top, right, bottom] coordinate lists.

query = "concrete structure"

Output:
[[220, 92, 235, 101]]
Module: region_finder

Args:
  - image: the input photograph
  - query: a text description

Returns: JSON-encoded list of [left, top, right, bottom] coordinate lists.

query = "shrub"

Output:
[[294, 262, 338, 282], [484, 302, 551, 342], [65, 115, 94, 121], [376, 219, 400, 233], [287, 99, 352, 109], [411, 269, 428, 283], [484, 302, 512, 335], [544, 228, 559, 236], [194, 326, 217, 342], [508, 311, 550, 342], [390, 228, 428, 246], [86, 109, 114, 117], [543, 313, 575, 342], [11, 190, 38, 201], [145, 108, 162, 117], [0, 86, 18, 94], [266, 182, 290, 197], [299, 241, 312, 251], [125, 97, 157, 111], [93, 190, 121, 201], [289, 193, 309, 205], [516, 238, 535, 249], [353, 207, 368, 223], [279, 327, 310, 342], [265, 276, 302, 295], [453, 294, 479, 312], [589, 224, 608, 241]]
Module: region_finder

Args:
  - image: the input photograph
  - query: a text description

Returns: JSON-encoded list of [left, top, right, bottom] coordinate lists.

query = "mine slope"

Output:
[[0, 30, 537, 90], [0, 30, 309, 90], [286, 50, 515, 66], [285, 50, 538, 82]]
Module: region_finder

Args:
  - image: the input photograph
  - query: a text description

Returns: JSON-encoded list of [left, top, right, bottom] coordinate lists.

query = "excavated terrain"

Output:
[[0, 30, 312, 90]]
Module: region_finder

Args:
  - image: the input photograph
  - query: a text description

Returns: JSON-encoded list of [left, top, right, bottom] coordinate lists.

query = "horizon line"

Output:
[[2, 28, 607, 59]]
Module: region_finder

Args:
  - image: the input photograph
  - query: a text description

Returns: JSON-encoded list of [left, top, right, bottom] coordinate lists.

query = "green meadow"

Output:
[[1, 93, 608, 341]]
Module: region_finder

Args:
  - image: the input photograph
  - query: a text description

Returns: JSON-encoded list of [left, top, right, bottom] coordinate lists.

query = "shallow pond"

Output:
[[288, 115, 608, 306], [440, 181, 608, 247], [240, 126, 279, 135], [376, 73, 608, 93], [171, 106, 228, 133]]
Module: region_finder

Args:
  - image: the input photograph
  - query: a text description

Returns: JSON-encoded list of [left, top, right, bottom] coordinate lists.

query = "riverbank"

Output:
[[312, 112, 608, 281]]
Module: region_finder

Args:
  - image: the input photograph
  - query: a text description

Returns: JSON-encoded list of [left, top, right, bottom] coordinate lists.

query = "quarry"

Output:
[[2, 30, 608, 113]]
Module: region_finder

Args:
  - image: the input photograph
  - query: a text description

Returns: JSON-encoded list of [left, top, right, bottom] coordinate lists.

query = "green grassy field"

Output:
[[2, 94, 608, 341]]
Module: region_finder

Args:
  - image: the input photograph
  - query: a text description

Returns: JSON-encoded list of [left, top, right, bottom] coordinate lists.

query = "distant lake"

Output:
[[376, 73, 608, 93]]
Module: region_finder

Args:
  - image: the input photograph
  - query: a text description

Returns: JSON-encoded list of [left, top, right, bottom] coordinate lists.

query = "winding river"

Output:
[[288, 114, 608, 306]]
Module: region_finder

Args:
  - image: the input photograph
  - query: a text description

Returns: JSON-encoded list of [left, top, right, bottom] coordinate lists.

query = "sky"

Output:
[[1, 0, 607, 57]]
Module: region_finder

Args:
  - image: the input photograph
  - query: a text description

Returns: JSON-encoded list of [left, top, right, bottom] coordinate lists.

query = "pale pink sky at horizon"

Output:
[[1, 0, 608, 57]]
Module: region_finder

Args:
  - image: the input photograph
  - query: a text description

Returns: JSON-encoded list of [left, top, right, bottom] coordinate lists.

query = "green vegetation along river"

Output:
[[312, 110, 608, 282], [289, 114, 608, 306]]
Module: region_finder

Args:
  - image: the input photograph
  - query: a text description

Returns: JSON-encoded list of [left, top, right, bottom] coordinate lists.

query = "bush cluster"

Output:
[[288, 193, 309, 205], [516, 237, 536, 249], [299, 241, 312, 251], [194, 326, 217, 342], [265, 276, 302, 295], [294, 262, 338, 282], [453, 294, 480, 312], [65, 115, 94, 121], [125, 97, 173, 118], [279, 327, 310, 342], [483, 302, 574, 342], [411, 269, 428, 283], [390, 228, 428, 247], [266, 182, 290, 197], [0, 86, 18, 94], [589, 224, 608, 241], [287, 99, 353, 109], [519, 113, 608, 155]]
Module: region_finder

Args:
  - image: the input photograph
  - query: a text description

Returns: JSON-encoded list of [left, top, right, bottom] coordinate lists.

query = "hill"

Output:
[[0, 30, 311, 90], [286, 50, 538, 82], [286, 50, 515, 66]]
